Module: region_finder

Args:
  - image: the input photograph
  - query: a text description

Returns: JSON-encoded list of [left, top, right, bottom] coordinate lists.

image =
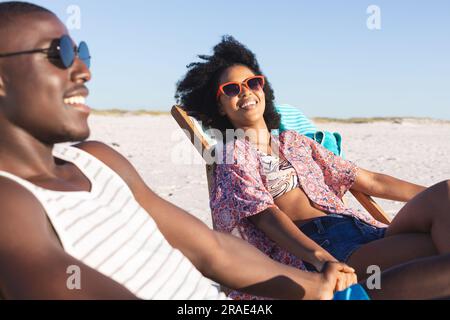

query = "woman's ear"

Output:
[[0, 75, 4, 97], [217, 102, 226, 116], [0, 63, 4, 96], [0, 65, 6, 97]]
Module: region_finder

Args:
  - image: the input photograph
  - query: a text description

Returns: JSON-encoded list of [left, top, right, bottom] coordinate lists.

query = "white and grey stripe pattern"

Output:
[[0, 145, 227, 300]]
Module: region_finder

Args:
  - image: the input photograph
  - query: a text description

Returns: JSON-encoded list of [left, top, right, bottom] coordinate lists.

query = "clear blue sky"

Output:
[[28, 0, 450, 119]]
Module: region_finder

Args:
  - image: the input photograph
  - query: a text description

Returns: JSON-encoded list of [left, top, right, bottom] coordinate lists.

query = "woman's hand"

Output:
[[334, 268, 358, 292], [310, 249, 340, 272]]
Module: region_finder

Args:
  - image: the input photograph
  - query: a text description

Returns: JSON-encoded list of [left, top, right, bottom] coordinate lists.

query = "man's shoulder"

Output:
[[74, 141, 130, 170], [0, 175, 43, 209], [0, 176, 49, 245], [74, 140, 119, 159], [73, 141, 140, 189]]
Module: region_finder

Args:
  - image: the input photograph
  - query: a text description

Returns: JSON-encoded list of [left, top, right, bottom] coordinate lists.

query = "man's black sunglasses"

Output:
[[0, 35, 91, 69]]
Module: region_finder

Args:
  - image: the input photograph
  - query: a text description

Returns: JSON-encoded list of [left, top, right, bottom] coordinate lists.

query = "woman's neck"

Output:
[[240, 122, 273, 154]]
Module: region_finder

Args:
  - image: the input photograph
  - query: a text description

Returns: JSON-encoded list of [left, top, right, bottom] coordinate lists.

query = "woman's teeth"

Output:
[[64, 96, 86, 105], [240, 101, 257, 110]]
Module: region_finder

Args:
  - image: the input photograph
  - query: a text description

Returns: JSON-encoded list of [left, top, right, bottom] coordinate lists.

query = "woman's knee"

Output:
[[437, 180, 450, 198], [426, 180, 450, 218], [429, 180, 450, 199]]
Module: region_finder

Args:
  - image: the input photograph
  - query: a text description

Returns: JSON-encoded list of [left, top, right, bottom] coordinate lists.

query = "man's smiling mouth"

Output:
[[63, 95, 90, 114], [63, 96, 86, 105]]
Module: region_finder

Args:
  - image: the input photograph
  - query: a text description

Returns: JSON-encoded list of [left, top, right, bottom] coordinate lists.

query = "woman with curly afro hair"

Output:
[[176, 36, 450, 300], [176, 35, 280, 133]]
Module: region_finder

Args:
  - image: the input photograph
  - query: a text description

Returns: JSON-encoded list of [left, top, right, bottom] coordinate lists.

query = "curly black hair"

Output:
[[175, 35, 281, 132]]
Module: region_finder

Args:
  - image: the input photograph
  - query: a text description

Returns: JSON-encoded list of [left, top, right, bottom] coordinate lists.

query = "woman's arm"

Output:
[[247, 208, 358, 294], [248, 207, 339, 272], [352, 168, 426, 202]]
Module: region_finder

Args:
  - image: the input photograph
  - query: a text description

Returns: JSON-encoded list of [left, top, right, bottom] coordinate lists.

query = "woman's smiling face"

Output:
[[217, 65, 266, 129]]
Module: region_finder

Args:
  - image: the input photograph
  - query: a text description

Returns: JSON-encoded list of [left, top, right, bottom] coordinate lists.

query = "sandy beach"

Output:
[[88, 114, 450, 227]]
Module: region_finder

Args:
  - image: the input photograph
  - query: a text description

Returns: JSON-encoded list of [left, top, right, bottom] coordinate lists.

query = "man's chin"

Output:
[[69, 131, 91, 143], [53, 129, 91, 144]]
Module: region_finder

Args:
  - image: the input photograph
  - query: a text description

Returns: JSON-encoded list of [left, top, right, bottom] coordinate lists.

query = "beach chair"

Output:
[[171, 105, 392, 225]]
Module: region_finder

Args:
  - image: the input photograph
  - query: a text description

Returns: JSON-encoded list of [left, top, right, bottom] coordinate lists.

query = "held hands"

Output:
[[316, 262, 358, 300], [325, 261, 358, 292], [311, 250, 358, 293]]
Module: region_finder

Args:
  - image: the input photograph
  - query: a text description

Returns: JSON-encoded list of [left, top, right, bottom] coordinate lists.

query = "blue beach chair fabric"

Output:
[[306, 131, 344, 158], [276, 104, 317, 135], [276, 104, 343, 157], [333, 284, 371, 300]]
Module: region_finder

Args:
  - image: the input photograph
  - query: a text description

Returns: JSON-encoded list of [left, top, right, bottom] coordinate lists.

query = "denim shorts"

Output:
[[299, 214, 387, 270]]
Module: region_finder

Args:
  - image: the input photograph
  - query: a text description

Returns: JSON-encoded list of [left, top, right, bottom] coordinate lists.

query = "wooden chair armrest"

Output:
[[350, 189, 392, 225]]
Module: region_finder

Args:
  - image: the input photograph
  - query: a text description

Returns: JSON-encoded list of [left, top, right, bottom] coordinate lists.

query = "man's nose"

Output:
[[71, 57, 91, 83]]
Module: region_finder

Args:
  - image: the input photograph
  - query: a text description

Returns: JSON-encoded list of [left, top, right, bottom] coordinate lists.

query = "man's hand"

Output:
[[311, 250, 339, 272]]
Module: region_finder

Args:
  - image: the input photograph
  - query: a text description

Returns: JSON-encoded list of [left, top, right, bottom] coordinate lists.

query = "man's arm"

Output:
[[78, 141, 357, 299], [352, 168, 426, 202], [0, 178, 138, 300]]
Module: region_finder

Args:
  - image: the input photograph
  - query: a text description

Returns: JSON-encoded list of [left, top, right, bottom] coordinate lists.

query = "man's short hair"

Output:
[[0, 1, 54, 29]]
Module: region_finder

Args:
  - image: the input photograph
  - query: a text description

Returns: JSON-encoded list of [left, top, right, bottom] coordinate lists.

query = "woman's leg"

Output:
[[347, 233, 437, 280], [386, 180, 450, 254], [347, 180, 450, 279], [364, 253, 450, 300]]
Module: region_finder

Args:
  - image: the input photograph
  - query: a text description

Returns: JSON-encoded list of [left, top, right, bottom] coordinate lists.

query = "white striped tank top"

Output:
[[0, 145, 227, 300]]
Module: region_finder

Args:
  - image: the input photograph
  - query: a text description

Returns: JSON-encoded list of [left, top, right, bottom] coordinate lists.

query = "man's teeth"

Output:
[[64, 96, 86, 105]]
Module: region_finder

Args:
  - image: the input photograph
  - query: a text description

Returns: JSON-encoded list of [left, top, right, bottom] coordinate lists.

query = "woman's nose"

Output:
[[240, 84, 252, 97]]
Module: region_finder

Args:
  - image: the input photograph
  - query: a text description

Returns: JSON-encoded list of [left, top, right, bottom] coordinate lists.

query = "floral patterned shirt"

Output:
[[210, 130, 385, 300]]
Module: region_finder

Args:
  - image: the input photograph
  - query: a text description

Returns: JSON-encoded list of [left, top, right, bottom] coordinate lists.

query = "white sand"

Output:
[[88, 115, 450, 227]]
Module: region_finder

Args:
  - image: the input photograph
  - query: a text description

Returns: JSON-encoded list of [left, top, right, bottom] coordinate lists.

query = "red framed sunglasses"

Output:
[[216, 75, 265, 100]]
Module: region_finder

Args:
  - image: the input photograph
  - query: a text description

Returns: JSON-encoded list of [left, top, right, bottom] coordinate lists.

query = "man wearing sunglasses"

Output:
[[0, 35, 90, 69], [0, 1, 360, 300]]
